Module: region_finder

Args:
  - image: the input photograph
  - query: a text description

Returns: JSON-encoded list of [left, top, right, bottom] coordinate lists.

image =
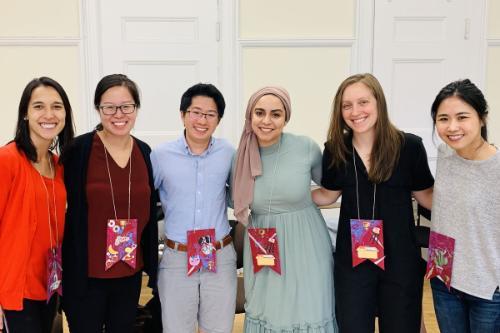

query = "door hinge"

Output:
[[464, 18, 471, 40]]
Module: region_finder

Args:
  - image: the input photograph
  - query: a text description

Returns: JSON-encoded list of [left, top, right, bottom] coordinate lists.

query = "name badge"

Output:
[[350, 219, 385, 270], [47, 245, 63, 302], [248, 228, 281, 274], [425, 231, 455, 289], [187, 229, 217, 276], [106, 218, 138, 270]]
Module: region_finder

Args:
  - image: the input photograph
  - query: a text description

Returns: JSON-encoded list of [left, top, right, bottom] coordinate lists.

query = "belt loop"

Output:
[[174, 242, 179, 251]]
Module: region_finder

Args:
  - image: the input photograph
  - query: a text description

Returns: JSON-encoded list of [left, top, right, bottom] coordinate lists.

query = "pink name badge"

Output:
[[187, 229, 216, 276], [425, 231, 455, 289], [105, 218, 138, 270], [248, 228, 281, 275], [350, 219, 385, 270], [47, 245, 63, 302]]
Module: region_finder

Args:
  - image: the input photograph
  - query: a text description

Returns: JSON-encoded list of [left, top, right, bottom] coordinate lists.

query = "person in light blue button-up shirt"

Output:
[[151, 83, 237, 333]]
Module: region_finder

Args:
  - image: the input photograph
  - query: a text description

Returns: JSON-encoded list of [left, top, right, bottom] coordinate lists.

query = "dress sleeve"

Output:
[[410, 137, 434, 191], [321, 144, 342, 191], [309, 138, 323, 185]]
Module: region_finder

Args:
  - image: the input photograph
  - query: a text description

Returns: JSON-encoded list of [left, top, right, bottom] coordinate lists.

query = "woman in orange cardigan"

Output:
[[0, 77, 75, 333]]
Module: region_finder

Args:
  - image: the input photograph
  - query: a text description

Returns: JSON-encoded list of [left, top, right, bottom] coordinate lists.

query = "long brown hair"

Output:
[[326, 73, 403, 183]]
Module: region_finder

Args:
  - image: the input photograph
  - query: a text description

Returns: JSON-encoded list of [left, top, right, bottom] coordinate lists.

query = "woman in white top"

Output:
[[430, 79, 500, 333]]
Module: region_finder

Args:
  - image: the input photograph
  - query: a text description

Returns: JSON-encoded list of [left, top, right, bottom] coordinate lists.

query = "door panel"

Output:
[[98, 0, 219, 147], [373, 0, 485, 172]]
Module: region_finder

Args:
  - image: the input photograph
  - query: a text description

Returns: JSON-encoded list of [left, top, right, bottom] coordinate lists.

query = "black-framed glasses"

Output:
[[99, 103, 137, 115], [186, 110, 218, 121]]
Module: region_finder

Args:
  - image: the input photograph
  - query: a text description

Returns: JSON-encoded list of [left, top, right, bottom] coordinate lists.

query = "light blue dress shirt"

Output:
[[150, 135, 235, 243]]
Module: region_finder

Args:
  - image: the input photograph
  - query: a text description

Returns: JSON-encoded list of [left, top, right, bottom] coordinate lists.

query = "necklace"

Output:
[[32, 153, 54, 178], [103, 138, 133, 221], [35, 154, 59, 252], [248, 136, 282, 229], [353, 145, 376, 220]]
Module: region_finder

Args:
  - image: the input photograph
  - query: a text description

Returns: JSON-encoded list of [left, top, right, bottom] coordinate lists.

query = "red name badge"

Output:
[[106, 219, 138, 270], [187, 229, 217, 276], [47, 245, 63, 302], [248, 228, 281, 274], [425, 231, 455, 289], [350, 219, 385, 270]]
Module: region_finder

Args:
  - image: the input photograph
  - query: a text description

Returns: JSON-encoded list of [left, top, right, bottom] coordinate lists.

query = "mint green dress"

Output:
[[244, 133, 337, 332]]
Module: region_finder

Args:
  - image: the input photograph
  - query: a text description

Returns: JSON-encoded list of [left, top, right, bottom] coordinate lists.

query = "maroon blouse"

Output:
[[86, 134, 150, 278]]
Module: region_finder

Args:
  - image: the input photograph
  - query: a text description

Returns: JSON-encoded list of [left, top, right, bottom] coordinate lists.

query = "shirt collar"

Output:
[[179, 132, 215, 157]]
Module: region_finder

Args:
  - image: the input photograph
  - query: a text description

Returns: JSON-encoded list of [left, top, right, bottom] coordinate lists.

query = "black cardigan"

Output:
[[61, 131, 158, 297]]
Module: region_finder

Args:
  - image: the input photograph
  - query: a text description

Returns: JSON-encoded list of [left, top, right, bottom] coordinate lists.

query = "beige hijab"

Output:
[[232, 86, 291, 226]]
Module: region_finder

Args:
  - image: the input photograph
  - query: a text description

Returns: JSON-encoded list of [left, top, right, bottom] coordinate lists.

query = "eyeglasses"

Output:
[[186, 110, 218, 121], [99, 103, 137, 115]]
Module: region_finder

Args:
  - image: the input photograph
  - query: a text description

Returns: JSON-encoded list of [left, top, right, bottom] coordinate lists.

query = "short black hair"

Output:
[[431, 79, 488, 140], [94, 74, 141, 130], [180, 83, 225, 118], [94, 74, 141, 109], [14, 77, 75, 163]]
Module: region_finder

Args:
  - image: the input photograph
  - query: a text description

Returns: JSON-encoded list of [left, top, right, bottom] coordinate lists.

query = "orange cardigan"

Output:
[[0, 142, 65, 310]]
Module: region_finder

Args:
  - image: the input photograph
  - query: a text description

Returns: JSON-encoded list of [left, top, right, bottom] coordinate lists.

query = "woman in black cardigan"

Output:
[[62, 74, 158, 333]]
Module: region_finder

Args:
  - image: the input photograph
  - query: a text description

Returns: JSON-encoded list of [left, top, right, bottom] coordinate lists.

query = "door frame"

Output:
[[79, 0, 238, 139], [367, 0, 488, 87]]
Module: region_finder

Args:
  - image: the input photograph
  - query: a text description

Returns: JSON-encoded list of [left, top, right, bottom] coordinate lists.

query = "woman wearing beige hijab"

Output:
[[232, 87, 337, 332]]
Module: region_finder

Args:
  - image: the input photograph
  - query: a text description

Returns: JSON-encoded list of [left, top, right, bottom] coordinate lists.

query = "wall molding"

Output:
[[487, 38, 500, 46], [239, 38, 355, 48], [0, 37, 80, 46]]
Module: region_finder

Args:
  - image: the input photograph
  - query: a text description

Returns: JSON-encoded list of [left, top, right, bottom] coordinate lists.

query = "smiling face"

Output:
[[27, 85, 66, 148], [251, 94, 287, 147], [181, 95, 220, 149], [435, 96, 484, 157], [98, 85, 137, 138], [341, 82, 378, 139]]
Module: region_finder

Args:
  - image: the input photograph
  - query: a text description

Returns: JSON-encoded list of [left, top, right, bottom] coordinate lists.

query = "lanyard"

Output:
[[352, 145, 376, 220], [249, 135, 282, 230], [36, 154, 59, 251], [103, 139, 133, 221]]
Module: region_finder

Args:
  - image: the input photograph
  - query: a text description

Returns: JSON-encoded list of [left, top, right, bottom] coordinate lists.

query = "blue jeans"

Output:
[[431, 278, 500, 333]]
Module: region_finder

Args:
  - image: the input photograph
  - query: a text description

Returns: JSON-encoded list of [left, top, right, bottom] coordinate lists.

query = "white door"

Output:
[[373, 0, 486, 172], [97, 0, 220, 147]]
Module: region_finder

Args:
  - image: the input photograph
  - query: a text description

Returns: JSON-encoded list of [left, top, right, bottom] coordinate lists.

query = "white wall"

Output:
[[239, 0, 355, 145], [0, 0, 82, 146], [239, 0, 354, 39]]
